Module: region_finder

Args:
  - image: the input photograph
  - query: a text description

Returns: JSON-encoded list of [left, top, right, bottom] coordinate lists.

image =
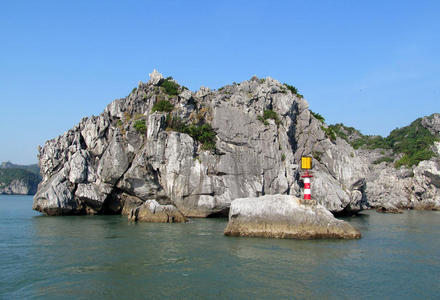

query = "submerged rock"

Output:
[[128, 200, 187, 223], [224, 195, 361, 239]]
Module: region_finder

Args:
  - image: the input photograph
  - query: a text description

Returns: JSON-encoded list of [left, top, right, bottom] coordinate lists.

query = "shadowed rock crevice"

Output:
[[206, 207, 230, 218]]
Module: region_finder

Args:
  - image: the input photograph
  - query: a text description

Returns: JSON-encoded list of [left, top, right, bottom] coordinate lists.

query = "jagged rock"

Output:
[[0, 163, 40, 195], [97, 131, 130, 185], [366, 162, 440, 211], [364, 143, 440, 211], [33, 168, 77, 215], [68, 150, 88, 183], [0, 179, 37, 195], [74, 183, 113, 214], [195, 86, 211, 98], [410, 160, 440, 210], [224, 195, 361, 239], [179, 89, 192, 101], [365, 166, 412, 209], [421, 113, 440, 135], [148, 69, 163, 85], [128, 200, 186, 223], [295, 111, 368, 214], [81, 116, 109, 156], [119, 193, 145, 216], [33, 70, 440, 216]]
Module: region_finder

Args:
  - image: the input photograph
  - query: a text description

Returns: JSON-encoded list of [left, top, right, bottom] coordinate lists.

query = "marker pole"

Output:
[[301, 170, 313, 200]]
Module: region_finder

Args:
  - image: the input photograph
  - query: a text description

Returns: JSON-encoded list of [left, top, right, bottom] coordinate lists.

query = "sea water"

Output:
[[1, 195, 439, 299]]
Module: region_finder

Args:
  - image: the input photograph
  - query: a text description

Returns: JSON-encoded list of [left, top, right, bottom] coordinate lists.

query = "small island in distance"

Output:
[[0, 162, 41, 195]]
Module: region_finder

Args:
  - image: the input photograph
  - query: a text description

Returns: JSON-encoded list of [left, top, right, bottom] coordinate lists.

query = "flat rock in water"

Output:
[[375, 205, 403, 214], [128, 200, 187, 223], [224, 195, 361, 239]]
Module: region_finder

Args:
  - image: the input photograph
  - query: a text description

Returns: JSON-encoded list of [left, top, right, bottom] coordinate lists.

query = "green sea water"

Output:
[[1, 195, 439, 299]]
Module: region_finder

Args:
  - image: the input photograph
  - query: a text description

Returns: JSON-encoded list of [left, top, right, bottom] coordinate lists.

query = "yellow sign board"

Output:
[[301, 156, 312, 170]]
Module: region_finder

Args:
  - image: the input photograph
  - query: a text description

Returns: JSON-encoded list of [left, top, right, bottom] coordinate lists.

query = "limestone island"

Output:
[[32, 70, 440, 238]]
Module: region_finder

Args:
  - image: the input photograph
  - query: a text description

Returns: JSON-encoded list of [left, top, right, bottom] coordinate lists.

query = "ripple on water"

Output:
[[1, 196, 439, 299]]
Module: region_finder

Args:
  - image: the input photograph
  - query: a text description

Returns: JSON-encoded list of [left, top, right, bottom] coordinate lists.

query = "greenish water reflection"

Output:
[[1, 195, 439, 299]]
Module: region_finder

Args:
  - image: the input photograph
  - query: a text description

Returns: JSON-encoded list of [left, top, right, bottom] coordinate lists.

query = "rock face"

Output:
[[224, 195, 361, 239], [0, 162, 40, 175], [0, 178, 37, 195], [363, 142, 440, 211], [33, 71, 440, 216], [128, 200, 186, 223], [375, 205, 403, 214], [0, 167, 40, 195]]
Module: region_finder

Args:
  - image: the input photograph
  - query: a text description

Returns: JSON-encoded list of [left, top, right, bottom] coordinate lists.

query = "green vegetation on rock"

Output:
[[390, 119, 438, 168], [0, 168, 40, 189], [351, 135, 388, 150], [310, 110, 325, 123], [330, 118, 439, 168], [372, 156, 394, 165], [134, 119, 147, 134], [258, 109, 280, 126], [166, 114, 217, 151], [283, 83, 303, 98], [328, 123, 358, 141], [186, 124, 217, 151], [0, 162, 40, 175], [152, 100, 174, 113], [257, 116, 268, 126], [321, 126, 336, 142], [166, 114, 186, 132], [312, 151, 323, 162], [159, 77, 181, 96]]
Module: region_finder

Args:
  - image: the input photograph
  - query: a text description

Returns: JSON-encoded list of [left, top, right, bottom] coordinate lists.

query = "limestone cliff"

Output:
[[330, 115, 440, 211], [0, 167, 40, 195], [33, 71, 440, 216]]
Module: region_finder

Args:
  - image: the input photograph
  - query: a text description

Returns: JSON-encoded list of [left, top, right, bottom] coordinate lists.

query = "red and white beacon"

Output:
[[301, 156, 313, 200]]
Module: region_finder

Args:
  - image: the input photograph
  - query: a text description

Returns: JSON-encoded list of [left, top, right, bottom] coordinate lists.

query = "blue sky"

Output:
[[1, 0, 439, 164]]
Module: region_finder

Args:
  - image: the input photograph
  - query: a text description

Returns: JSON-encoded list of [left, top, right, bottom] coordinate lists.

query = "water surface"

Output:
[[1, 195, 439, 299]]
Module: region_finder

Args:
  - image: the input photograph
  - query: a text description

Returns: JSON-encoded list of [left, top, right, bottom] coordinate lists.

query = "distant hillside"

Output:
[[0, 161, 40, 175], [328, 113, 440, 168], [0, 162, 41, 195]]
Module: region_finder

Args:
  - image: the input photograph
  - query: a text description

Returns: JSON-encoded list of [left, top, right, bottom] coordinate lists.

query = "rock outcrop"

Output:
[[0, 166, 40, 195], [224, 195, 361, 239], [329, 115, 440, 211], [33, 70, 440, 216], [375, 205, 403, 214], [363, 142, 440, 211], [0, 178, 37, 195], [128, 200, 186, 223]]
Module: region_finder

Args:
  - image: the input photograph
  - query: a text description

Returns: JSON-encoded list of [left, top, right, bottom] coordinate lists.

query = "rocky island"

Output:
[[33, 70, 440, 222], [0, 162, 41, 195]]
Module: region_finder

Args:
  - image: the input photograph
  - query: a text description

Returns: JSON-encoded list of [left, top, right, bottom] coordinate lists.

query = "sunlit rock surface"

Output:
[[33, 71, 440, 216], [224, 195, 361, 239]]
